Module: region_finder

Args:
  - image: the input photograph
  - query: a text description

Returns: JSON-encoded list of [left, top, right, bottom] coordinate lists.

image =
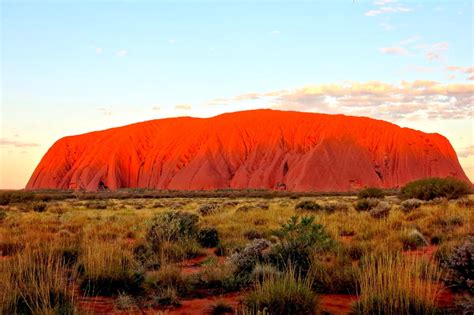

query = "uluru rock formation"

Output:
[[26, 109, 470, 191]]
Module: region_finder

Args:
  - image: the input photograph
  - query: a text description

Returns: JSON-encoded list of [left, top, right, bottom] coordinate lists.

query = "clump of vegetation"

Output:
[[151, 287, 181, 307], [146, 211, 199, 251], [369, 201, 391, 219], [358, 187, 385, 199], [400, 229, 429, 250], [198, 203, 220, 216], [321, 202, 349, 213], [354, 254, 441, 314], [269, 216, 333, 274], [244, 266, 317, 315], [0, 209, 7, 222], [400, 177, 471, 200], [208, 300, 234, 315], [114, 293, 137, 311], [198, 227, 220, 248], [230, 239, 271, 274], [85, 200, 108, 209], [355, 198, 379, 211], [244, 230, 264, 240], [310, 251, 360, 294], [443, 237, 474, 293], [1, 247, 77, 314], [456, 198, 474, 208], [33, 202, 48, 212], [295, 200, 321, 211], [251, 264, 281, 283], [400, 198, 423, 212]]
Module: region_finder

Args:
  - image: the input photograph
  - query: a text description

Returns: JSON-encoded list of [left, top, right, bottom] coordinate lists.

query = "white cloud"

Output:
[[379, 46, 409, 55], [168, 39, 176, 44], [95, 47, 103, 54], [115, 50, 128, 57], [175, 104, 192, 110], [379, 22, 394, 31], [98, 107, 113, 116], [0, 138, 39, 148], [365, 5, 412, 17], [458, 146, 474, 158], [270, 30, 281, 36], [207, 81, 474, 122]]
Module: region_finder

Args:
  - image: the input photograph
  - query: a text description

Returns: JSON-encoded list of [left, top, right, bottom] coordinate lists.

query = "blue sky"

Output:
[[1, 0, 473, 188]]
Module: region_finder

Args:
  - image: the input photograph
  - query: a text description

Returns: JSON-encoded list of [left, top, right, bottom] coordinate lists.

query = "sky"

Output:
[[1, 0, 473, 189]]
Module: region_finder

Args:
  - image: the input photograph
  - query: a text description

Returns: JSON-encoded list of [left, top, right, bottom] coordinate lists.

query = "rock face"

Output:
[[26, 109, 470, 191]]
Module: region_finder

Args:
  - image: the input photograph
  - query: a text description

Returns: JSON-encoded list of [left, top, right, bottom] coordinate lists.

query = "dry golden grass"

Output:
[[0, 193, 472, 314]]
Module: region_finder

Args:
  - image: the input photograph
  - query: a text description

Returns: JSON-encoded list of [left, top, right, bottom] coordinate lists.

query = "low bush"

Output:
[[294, 200, 321, 211], [443, 237, 474, 293], [244, 267, 317, 315], [358, 187, 385, 199], [198, 228, 220, 248], [355, 198, 379, 211], [400, 198, 423, 212], [322, 202, 349, 213], [310, 251, 360, 294], [269, 216, 334, 274], [0, 209, 6, 222], [146, 211, 199, 251], [456, 198, 474, 208], [151, 287, 181, 307], [244, 230, 264, 240], [400, 177, 471, 200], [208, 301, 234, 315], [400, 229, 428, 250], [114, 293, 137, 311], [33, 202, 48, 212], [230, 238, 271, 274], [369, 201, 391, 219], [198, 203, 220, 216], [251, 264, 282, 283], [85, 201, 108, 209]]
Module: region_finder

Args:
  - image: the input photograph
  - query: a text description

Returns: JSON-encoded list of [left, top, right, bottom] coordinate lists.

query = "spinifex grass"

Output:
[[0, 245, 77, 314], [354, 253, 442, 315], [244, 265, 317, 315]]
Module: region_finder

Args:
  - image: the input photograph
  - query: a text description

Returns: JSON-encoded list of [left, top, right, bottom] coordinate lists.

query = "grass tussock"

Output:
[[354, 253, 442, 314]]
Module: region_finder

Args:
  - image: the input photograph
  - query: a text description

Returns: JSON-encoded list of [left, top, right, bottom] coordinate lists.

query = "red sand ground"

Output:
[[26, 109, 469, 191]]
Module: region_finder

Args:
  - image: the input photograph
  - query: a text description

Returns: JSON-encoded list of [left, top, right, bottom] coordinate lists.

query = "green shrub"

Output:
[[400, 177, 471, 200], [400, 198, 423, 212], [244, 267, 317, 315], [358, 187, 385, 199], [295, 200, 321, 211], [146, 211, 199, 251], [269, 216, 334, 274], [355, 198, 379, 211], [198, 228, 220, 248]]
